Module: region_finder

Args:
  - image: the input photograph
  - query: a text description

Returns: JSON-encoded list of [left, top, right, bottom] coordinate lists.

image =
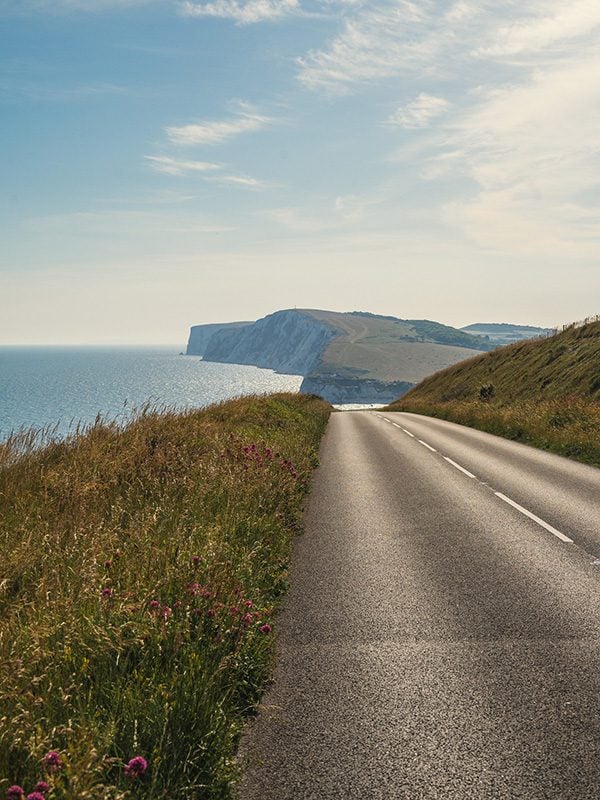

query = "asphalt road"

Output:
[[238, 411, 600, 800]]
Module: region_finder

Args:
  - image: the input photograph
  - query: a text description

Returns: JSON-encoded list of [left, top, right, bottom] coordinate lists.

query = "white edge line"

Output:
[[402, 428, 415, 438], [494, 492, 573, 544], [418, 439, 437, 452], [443, 456, 476, 479]]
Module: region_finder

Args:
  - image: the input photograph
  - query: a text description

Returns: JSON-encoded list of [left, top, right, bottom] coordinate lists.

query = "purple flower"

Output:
[[148, 599, 160, 610], [104, 559, 112, 569], [33, 783, 50, 796], [161, 606, 172, 621], [27, 793, 46, 800], [6, 787, 24, 800], [242, 612, 254, 627], [124, 756, 148, 778], [100, 587, 114, 600], [42, 751, 63, 773], [259, 623, 272, 634]]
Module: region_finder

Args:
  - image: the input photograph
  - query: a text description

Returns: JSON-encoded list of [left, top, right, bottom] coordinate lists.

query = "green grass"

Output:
[[0, 393, 331, 799], [386, 319, 600, 467]]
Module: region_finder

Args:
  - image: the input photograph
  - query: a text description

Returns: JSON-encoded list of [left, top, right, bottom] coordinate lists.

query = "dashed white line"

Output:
[[443, 457, 476, 479], [494, 492, 574, 544], [418, 440, 437, 452], [380, 415, 574, 546]]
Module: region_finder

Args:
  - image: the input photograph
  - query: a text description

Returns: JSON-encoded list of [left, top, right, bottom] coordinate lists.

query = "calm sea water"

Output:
[[0, 346, 302, 441]]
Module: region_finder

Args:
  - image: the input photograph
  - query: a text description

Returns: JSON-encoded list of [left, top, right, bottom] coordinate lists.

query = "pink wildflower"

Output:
[[244, 599, 253, 608], [42, 751, 63, 773], [100, 587, 114, 600], [33, 784, 50, 796], [6, 787, 24, 800], [259, 623, 272, 634], [27, 793, 46, 800], [124, 756, 148, 778], [161, 606, 172, 621], [104, 559, 112, 569], [148, 599, 160, 611], [242, 612, 254, 627]]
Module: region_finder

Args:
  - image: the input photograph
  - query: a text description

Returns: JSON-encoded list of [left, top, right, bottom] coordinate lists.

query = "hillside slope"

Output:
[[386, 318, 600, 465], [200, 309, 487, 403]]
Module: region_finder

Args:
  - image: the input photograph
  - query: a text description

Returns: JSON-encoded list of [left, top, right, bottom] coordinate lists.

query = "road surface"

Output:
[[238, 411, 600, 799]]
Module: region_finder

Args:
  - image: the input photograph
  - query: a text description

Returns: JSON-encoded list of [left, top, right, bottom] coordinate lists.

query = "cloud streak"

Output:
[[180, 0, 299, 24], [166, 102, 271, 145], [386, 93, 449, 129], [145, 155, 222, 175]]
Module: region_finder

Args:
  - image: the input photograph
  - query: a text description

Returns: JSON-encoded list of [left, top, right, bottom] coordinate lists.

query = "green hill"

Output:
[[385, 317, 600, 465]]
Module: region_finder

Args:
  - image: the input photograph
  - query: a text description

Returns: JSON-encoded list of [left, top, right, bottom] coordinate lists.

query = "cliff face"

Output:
[[300, 375, 414, 404], [202, 310, 336, 375], [186, 322, 252, 356]]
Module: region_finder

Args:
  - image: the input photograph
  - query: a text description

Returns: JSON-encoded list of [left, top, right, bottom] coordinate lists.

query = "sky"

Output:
[[1, 0, 599, 344]]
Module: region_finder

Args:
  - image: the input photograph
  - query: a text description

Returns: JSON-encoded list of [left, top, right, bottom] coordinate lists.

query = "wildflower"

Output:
[[27, 793, 46, 800], [244, 599, 253, 608], [186, 582, 200, 596], [148, 599, 160, 610], [100, 587, 114, 600], [124, 756, 148, 778], [242, 612, 253, 627], [191, 555, 201, 567], [104, 559, 112, 570], [33, 784, 50, 796], [42, 751, 63, 773], [259, 623, 272, 634], [6, 787, 24, 800], [229, 606, 240, 616], [161, 606, 172, 621]]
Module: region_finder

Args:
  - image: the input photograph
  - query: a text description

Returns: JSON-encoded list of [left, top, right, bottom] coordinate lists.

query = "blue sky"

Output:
[[1, 0, 599, 344]]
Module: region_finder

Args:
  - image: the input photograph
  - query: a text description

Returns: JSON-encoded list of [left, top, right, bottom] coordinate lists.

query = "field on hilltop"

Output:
[[302, 310, 488, 383], [386, 317, 600, 466]]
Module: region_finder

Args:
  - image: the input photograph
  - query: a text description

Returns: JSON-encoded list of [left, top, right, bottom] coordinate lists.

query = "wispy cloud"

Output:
[[145, 155, 222, 175], [476, 0, 600, 58], [386, 93, 449, 129], [296, 1, 476, 94], [166, 101, 271, 145], [206, 174, 274, 189], [439, 55, 600, 254], [180, 0, 299, 24], [145, 154, 273, 189]]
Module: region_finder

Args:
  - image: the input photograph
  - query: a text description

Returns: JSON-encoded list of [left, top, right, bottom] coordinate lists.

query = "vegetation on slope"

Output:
[[304, 310, 488, 383], [0, 394, 330, 799], [386, 318, 600, 466]]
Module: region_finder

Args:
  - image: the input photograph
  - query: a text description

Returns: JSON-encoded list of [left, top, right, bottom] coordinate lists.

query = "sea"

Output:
[[0, 346, 303, 442]]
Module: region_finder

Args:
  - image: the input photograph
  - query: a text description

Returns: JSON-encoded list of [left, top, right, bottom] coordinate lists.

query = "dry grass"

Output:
[[0, 394, 331, 799]]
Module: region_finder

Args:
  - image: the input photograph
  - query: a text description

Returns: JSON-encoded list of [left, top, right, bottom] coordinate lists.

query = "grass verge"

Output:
[[0, 393, 331, 799], [390, 397, 600, 467]]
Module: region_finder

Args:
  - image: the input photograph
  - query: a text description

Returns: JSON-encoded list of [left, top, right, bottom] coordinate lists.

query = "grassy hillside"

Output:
[[386, 318, 600, 465], [0, 394, 330, 799], [303, 310, 487, 383]]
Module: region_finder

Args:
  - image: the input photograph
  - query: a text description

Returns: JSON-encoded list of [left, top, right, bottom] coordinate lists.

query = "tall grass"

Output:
[[0, 393, 330, 799], [390, 397, 600, 467]]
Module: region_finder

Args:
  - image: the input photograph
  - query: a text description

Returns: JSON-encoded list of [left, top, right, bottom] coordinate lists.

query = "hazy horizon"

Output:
[[2, 1, 599, 344]]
